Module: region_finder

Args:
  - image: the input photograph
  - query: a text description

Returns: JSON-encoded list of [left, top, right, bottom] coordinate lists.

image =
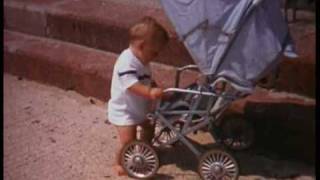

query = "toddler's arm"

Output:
[[128, 82, 163, 100]]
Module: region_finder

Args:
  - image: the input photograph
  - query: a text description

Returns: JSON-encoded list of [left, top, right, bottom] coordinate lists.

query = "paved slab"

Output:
[[3, 73, 315, 180]]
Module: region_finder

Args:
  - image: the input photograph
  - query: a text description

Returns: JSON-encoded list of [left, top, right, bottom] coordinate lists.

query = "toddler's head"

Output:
[[129, 17, 169, 63]]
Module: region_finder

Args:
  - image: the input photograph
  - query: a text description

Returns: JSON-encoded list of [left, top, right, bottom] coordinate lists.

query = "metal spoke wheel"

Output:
[[220, 116, 254, 151], [121, 141, 159, 179], [198, 149, 239, 180], [153, 117, 183, 145]]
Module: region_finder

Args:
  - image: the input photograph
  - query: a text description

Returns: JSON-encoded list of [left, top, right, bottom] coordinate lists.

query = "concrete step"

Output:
[[4, 29, 315, 103], [3, 0, 315, 62], [4, 0, 315, 98], [3, 30, 198, 101], [3, 0, 193, 67]]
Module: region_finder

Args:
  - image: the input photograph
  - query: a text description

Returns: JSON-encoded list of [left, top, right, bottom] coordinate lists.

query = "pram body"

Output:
[[120, 0, 294, 179]]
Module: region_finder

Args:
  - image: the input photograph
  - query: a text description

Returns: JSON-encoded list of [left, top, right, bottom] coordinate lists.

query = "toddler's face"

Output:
[[140, 42, 165, 63]]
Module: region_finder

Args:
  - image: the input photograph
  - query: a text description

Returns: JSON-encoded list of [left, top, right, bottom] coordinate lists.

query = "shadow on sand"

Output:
[[152, 101, 315, 179]]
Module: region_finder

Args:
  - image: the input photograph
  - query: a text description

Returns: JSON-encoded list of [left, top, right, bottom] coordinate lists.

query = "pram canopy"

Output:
[[160, 0, 295, 93]]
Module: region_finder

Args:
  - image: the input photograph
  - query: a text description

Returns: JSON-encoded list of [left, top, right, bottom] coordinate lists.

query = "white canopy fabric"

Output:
[[160, 0, 296, 93]]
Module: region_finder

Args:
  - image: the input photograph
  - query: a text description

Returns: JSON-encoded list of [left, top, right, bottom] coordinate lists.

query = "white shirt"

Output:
[[107, 48, 152, 126]]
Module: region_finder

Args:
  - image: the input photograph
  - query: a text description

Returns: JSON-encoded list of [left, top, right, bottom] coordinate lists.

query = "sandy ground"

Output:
[[3, 73, 315, 180]]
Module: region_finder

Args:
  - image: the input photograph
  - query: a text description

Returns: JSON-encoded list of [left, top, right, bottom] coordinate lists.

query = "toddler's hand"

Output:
[[162, 91, 174, 101], [150, 88, 163, 100], [151, 80, 158, 88]]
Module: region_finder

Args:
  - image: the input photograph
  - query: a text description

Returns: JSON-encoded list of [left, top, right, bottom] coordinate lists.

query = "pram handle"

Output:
[[163, 88, 235, 100], [175, 64, 199, 88], [177, 64, 198, 72]]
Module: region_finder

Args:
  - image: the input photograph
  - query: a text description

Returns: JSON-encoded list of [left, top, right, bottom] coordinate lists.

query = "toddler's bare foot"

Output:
[[113, 165, 128, 176]]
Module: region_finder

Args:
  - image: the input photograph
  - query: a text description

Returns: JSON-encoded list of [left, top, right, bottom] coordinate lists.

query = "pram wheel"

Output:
[[154, 120, 183, 145], [198, 148, 239, 180], [220, 116, 254, 151], [121, 140, 159, 179]]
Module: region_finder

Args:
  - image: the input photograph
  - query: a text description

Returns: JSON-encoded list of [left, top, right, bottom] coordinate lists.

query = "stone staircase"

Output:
[[4, 0, 315, 98], [4, 0, 201, 99], [4, 0, 315, 163]]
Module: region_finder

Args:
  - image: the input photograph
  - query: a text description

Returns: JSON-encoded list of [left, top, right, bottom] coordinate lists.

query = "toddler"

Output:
[[107, 16, 169, 176]]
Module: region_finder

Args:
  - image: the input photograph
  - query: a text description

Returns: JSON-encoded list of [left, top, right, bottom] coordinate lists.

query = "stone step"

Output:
[[4, 29, 117, 101], [4, 0, 315, 65], [4, 30, 199, 101], [3, 0, 193, 67], [4, 0, 315, 98]]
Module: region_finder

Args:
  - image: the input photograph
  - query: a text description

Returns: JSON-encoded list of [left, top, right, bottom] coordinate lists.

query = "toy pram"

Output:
[[120, 0, 294, 179]]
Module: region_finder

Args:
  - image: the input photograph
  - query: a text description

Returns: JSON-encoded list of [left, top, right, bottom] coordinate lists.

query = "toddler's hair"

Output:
[[129, 16, 169, 46]]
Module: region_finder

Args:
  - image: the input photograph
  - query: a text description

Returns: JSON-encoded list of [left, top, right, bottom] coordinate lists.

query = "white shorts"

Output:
[[107, 110, 146, 126]]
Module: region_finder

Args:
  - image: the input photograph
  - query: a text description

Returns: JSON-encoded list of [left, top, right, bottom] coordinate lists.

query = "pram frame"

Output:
[[121, 65, 242, 179], [151, 65, 237, 158]]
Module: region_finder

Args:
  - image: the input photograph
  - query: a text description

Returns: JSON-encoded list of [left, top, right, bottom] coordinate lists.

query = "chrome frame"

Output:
[[150, 65, 238, 158]]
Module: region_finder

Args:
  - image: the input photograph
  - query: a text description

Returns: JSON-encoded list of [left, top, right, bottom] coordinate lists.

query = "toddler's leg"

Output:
[[139, 120, 155, 144], [114, 125, 137, 176]]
